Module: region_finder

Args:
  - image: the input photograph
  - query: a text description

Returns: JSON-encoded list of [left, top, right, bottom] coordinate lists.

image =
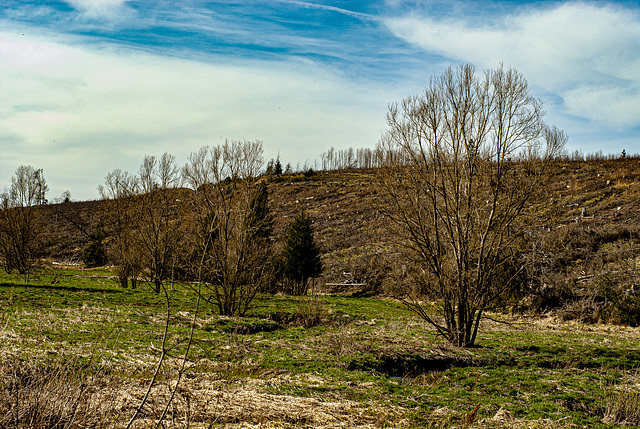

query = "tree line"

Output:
[[0, 141, 322, 316]]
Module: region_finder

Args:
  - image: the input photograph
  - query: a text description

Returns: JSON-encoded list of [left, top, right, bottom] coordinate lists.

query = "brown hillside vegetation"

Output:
[[39, 157, 639, 317]]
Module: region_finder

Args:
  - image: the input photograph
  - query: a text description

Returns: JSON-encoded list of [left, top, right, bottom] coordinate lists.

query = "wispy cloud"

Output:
[[277, 0, 375, 22], [63, 0, 132, 20], [0, 30, 390, 199], [1, 0, 638, 198], [384, 2, 640, 128]]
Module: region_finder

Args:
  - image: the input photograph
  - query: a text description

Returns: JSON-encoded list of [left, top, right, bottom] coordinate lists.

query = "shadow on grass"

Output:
[[348, 343, 640, 378], [0, 282, 121, 294], [349, 353, 478, 378]]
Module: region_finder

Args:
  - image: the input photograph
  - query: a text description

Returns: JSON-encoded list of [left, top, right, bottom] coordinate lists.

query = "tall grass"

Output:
[[603, 370, 640, 426], [0, 357, 117, 429]]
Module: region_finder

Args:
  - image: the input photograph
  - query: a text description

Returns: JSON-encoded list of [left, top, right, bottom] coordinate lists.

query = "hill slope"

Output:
[[39, 158, 640, 302]]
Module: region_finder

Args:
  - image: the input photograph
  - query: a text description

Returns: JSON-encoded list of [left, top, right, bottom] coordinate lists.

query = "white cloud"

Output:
[[277, 1, 374, 21], [64, 0, 127, 12], [384, 2, 640, 127], [63, 0, 133, 21], [0, 31, 389, 199], [563, 85, 640, 126]]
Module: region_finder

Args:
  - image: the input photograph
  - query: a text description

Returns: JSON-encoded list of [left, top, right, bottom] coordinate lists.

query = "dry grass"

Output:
[[513, 314, 640, 342], [0, 356, 405, 428], [115, 376, 405, 428], [425, 406, 578, 429], [603, 370, 640, 426], [0, 358, 119, 428]]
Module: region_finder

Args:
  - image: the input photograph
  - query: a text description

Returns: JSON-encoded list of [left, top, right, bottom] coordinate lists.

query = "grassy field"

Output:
[[1, 267, 639, 428]]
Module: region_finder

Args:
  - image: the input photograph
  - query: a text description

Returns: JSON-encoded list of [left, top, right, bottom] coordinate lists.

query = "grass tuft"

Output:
[[603, 370, 640, 426]]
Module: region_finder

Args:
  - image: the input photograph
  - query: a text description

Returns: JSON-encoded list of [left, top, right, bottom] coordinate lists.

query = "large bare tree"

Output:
[[377, 64, 566, 347], [0, 166, 48, 279], [182, 140, 273, 316]]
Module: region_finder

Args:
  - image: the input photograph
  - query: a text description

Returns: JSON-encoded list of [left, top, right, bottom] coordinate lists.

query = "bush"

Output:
[[598, 274, 640, 327], [82, 235, 106, 268], [557, 296, 606, 324], [293, 296, 329, 328], [268, 297, 329, 328]]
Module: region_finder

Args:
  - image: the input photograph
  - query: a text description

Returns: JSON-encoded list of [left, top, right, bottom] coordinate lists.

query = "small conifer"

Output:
[[282, 210, 322, 295]]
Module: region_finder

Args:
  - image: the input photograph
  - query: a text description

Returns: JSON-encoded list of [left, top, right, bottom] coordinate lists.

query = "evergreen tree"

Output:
[[82, 229, 107, 268], [265, 159, 274, 176], [282, 210, 322, 295], [274, 156, 283, 175]]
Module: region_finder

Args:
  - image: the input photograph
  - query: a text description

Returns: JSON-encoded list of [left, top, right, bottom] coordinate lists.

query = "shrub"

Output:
[[293, 296, 329, 328], [557, 296, 606, 324], [82, 233, 106, 268], [598, 274, 640, 327]]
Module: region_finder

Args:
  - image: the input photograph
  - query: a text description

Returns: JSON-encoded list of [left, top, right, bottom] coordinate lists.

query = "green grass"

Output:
[[1, 267, 639, 428]]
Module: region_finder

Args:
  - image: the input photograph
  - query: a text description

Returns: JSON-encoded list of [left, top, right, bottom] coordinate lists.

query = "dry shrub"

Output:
[[522, 220, 640, 325], [557, 296, 606, 324], [0, 357, 117, 429], [603, 371, 640, 426], [597, 271, 640, 327], [293, 296, 329, 328], [267, 296, 330, 328]]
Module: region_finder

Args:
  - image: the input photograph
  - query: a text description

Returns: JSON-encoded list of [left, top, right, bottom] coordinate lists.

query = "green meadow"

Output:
[[1, 267, 638, 428]]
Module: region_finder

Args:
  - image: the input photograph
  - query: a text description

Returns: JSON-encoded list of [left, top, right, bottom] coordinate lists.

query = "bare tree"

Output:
[[98, 154, 184, 293], [136, 152, 184, 293], [377, 64, 567, 347], [0, 166, 48, 279], [98, 169, 141, 288], [182, 140, 273, 316]]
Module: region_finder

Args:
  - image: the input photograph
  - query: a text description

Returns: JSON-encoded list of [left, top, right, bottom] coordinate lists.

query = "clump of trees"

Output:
[[377, 64, 566, 347], [136, 153, 184, 293], [98, 169, 142, 288], [319, 146, 381, 171], [94, 139, 327, 316], [98, 153, 188, 292], [0, 166, 48, 280], [182, 140, 274, 316]]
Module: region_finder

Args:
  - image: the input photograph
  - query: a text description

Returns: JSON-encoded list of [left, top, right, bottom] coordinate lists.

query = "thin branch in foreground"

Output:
[[125, 281, 171, 429]]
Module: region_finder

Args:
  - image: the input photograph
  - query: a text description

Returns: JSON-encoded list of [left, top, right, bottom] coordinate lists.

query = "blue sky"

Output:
[[1, 0, 639, 200]]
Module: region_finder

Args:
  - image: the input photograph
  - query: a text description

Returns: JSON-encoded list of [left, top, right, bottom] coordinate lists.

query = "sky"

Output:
[[1, 0, 639, 201]]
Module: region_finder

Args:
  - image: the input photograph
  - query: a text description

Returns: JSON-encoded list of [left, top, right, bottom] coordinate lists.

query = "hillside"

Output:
[[38, 157, 640, 308], [40, 169, 389, 287]]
